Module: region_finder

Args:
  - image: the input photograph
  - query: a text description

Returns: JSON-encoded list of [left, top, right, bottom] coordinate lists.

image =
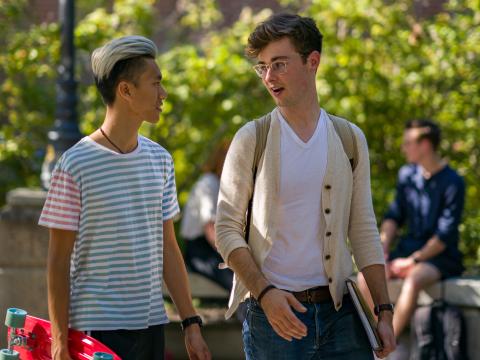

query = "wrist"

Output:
[[52, 333, 69, 346], [378, 309, 394, 322], [374, 303, 394, 317], [184, 323, 201, 334], [411, 251, 422, 263], [257, 284, 277, 305], [181, 315, 203, 331]]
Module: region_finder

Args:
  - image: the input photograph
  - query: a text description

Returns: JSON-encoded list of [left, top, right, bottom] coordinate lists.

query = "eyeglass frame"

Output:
[[252, 60, 289, 78]]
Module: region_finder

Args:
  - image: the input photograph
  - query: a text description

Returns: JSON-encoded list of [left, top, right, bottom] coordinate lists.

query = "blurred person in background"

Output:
[[181, 140, 233, 291], [358, 119, 465, 339]]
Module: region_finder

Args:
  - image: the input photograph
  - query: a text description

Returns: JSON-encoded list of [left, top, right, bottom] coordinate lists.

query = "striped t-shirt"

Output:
[[39, 135, 180, 331]]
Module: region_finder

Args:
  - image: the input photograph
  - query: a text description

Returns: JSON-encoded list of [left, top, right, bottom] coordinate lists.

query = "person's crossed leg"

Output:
[[358, 261, 440, 338]]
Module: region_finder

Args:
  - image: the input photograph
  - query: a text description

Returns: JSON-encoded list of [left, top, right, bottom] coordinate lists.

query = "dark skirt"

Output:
[[389, 238, 464, 279], [184, 235, 233, 291]]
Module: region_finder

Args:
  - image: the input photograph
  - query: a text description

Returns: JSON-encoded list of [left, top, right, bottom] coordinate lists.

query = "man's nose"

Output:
[[159, 87, 167, 100], [264, 66, 276, 82]]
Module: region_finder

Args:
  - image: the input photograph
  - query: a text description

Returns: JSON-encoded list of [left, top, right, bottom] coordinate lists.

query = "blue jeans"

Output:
[[243, 295, 374, 360]]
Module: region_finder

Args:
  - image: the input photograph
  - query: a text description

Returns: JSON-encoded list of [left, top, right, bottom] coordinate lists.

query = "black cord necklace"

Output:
[[100, 128, 125, 154]]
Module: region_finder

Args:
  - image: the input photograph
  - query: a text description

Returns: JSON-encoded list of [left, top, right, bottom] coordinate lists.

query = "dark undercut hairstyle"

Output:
[[94, 57, 153, 105], [405, 119, 442, 150], [245, 13, 323, 62], [91, 35, 157, 105]]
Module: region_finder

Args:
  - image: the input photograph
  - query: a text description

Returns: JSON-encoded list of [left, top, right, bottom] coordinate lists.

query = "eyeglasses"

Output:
[[253, 60, 289, 78]]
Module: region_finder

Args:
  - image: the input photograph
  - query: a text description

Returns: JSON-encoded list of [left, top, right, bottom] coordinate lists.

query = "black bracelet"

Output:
[[257, 284, 276, 305], [181, 315, 203, 331], [374, 303, 394, 316]]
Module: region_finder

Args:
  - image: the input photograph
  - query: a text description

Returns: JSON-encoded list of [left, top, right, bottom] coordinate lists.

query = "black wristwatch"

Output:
[[181, 315, 203, 331], [374, 303, 394, 316]]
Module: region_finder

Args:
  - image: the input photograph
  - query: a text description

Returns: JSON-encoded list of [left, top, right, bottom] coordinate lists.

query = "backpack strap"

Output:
[[328, 114, 359, 171], [245, 113, 271, 243], [253, 114, 272, 171]]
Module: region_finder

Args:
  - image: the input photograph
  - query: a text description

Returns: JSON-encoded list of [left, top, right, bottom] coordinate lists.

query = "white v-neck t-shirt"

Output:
[[262, 109, 329, 291]]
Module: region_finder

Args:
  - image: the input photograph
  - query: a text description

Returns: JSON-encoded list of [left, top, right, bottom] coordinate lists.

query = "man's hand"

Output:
[[260, 288, 308, 341], [374, 311, 396, 358], [51, 343, 72, 360], [389, 257, 415, 278], [184, 325, 211, 360]]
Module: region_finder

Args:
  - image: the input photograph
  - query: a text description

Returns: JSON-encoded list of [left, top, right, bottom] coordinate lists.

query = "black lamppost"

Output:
[[41, 0, 82, 189]]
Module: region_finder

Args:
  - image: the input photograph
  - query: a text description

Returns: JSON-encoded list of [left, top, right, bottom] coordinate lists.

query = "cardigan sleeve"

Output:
[[347, 124, 385, 270], [215, 121, 256, 265]]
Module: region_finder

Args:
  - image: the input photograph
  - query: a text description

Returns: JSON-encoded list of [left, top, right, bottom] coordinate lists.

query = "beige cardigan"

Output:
[[216, 108, 384, 319]]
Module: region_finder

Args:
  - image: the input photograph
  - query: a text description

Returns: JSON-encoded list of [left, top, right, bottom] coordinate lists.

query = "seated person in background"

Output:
[[180, 140, 233, 291], [358, 119, 465, 339]]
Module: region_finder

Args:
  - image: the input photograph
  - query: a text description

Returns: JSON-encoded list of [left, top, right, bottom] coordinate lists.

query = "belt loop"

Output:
[[306, 288, 313, 304]]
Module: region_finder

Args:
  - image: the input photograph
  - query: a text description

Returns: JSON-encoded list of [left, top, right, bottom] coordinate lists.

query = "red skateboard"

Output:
[[1, 308, 120, 360]]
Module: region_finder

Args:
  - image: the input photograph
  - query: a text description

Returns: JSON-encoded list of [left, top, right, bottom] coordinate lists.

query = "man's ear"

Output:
[[117, 81, 132, 102], [308, 51, 321, 71]]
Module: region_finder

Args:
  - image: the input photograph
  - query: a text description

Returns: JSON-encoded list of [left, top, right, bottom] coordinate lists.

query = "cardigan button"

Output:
[[325, 208, 331, 214], [328, 277, 333, 283], [325, 255, 331, 260], [326, 231, 332, 236], [325, 184, 332, 189]]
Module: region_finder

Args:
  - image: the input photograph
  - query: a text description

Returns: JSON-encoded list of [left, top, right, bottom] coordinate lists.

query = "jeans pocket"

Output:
[[247, 298, 265, 316]]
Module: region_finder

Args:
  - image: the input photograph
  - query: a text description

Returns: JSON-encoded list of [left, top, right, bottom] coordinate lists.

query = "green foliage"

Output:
[[178, 0, 223, 30], [303, 0, 480, 267], [0, 0, 478, 266]]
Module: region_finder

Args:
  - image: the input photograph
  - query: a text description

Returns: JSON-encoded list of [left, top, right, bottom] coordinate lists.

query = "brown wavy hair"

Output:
[[245, 13, 323, 62]]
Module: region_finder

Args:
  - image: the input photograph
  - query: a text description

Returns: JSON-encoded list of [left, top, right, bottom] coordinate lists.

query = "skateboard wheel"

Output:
[[93, 352, 113, 360], [0, 349, 20, 360], [4, 308, 27, 329]]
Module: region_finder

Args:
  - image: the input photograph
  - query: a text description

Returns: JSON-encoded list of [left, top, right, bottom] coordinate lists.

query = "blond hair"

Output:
[[91, 35, 157, 80], [90, 35, 158, 105]]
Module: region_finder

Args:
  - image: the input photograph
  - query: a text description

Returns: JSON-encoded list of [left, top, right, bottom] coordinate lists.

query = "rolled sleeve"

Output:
[[435, 178, 465, 246], [215, 122, 256, 264]]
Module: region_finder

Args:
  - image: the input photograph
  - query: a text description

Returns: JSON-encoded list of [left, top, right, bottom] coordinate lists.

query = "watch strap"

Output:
[[181, 315, 203, 331], [374, 303, 394, 316]]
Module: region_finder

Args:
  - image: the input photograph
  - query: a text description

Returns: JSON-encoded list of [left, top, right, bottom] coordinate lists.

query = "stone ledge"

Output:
[[1, 188, 47, 221], [6, 188, 47, 207], [387, 277, 480, 307], [163, 272, 230, 300]]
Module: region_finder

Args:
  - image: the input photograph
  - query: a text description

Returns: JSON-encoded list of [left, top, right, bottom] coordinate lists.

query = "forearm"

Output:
[[48, 262, 70, 346], [361, 264, 391, 306], [163, 220, 196, 319], [227, 247, 269, 298], [412, 235, 446, 261], [47, 230, 75, 348]]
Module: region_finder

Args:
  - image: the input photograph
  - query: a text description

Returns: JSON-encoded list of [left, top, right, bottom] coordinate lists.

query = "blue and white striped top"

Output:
[[39, 135, 180, 331]]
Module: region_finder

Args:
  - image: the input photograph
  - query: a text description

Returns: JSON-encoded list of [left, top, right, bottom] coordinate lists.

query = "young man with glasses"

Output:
[[216, 13, 396, 359], [39, 36, 211, 360]]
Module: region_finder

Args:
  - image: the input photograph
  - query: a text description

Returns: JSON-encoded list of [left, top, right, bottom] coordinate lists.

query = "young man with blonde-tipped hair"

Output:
[[39, 36, 211, 360]]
